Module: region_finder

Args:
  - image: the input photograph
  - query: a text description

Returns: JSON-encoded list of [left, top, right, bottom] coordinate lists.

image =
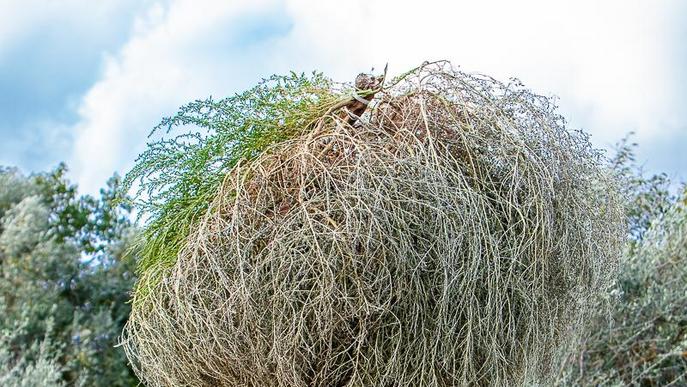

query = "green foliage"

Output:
[[32, 163, 131, 256], [1, 335, 65, 387], [0, 165, 139, 386], [563, 189, 687, 385], [121, 71, 343, 300], [559, 141, 687, 385], [0, 167, 37, 220], [33, 163, 91, 247], [610, 134, 674, 244], [0, 196, 50, 257]]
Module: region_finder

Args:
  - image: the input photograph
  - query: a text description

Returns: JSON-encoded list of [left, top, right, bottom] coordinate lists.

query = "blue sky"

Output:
[[1, 0, 685, 194]]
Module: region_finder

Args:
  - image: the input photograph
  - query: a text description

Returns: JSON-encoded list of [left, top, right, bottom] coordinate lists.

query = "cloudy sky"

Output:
[[1, 0, 685, 194]]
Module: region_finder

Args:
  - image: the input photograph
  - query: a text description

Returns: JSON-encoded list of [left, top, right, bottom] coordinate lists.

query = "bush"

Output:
[[122, 61, 624, 386], [0, 167, 139, 386]]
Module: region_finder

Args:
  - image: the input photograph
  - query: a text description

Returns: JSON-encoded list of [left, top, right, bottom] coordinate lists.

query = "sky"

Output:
[[1, 0, 685, 194]]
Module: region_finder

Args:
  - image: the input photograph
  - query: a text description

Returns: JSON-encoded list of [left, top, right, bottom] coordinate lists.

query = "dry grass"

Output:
[[122, 61, 624, 386]]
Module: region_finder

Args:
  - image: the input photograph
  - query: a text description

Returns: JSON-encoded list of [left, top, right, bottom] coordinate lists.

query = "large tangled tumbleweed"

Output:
[[121, 61, 625, 386]]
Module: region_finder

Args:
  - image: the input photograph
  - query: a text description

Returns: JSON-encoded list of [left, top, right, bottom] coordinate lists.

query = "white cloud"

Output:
[[68, 0, 287, 193], [65, 0, 686, 193], [307, 0, 681, 144]]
